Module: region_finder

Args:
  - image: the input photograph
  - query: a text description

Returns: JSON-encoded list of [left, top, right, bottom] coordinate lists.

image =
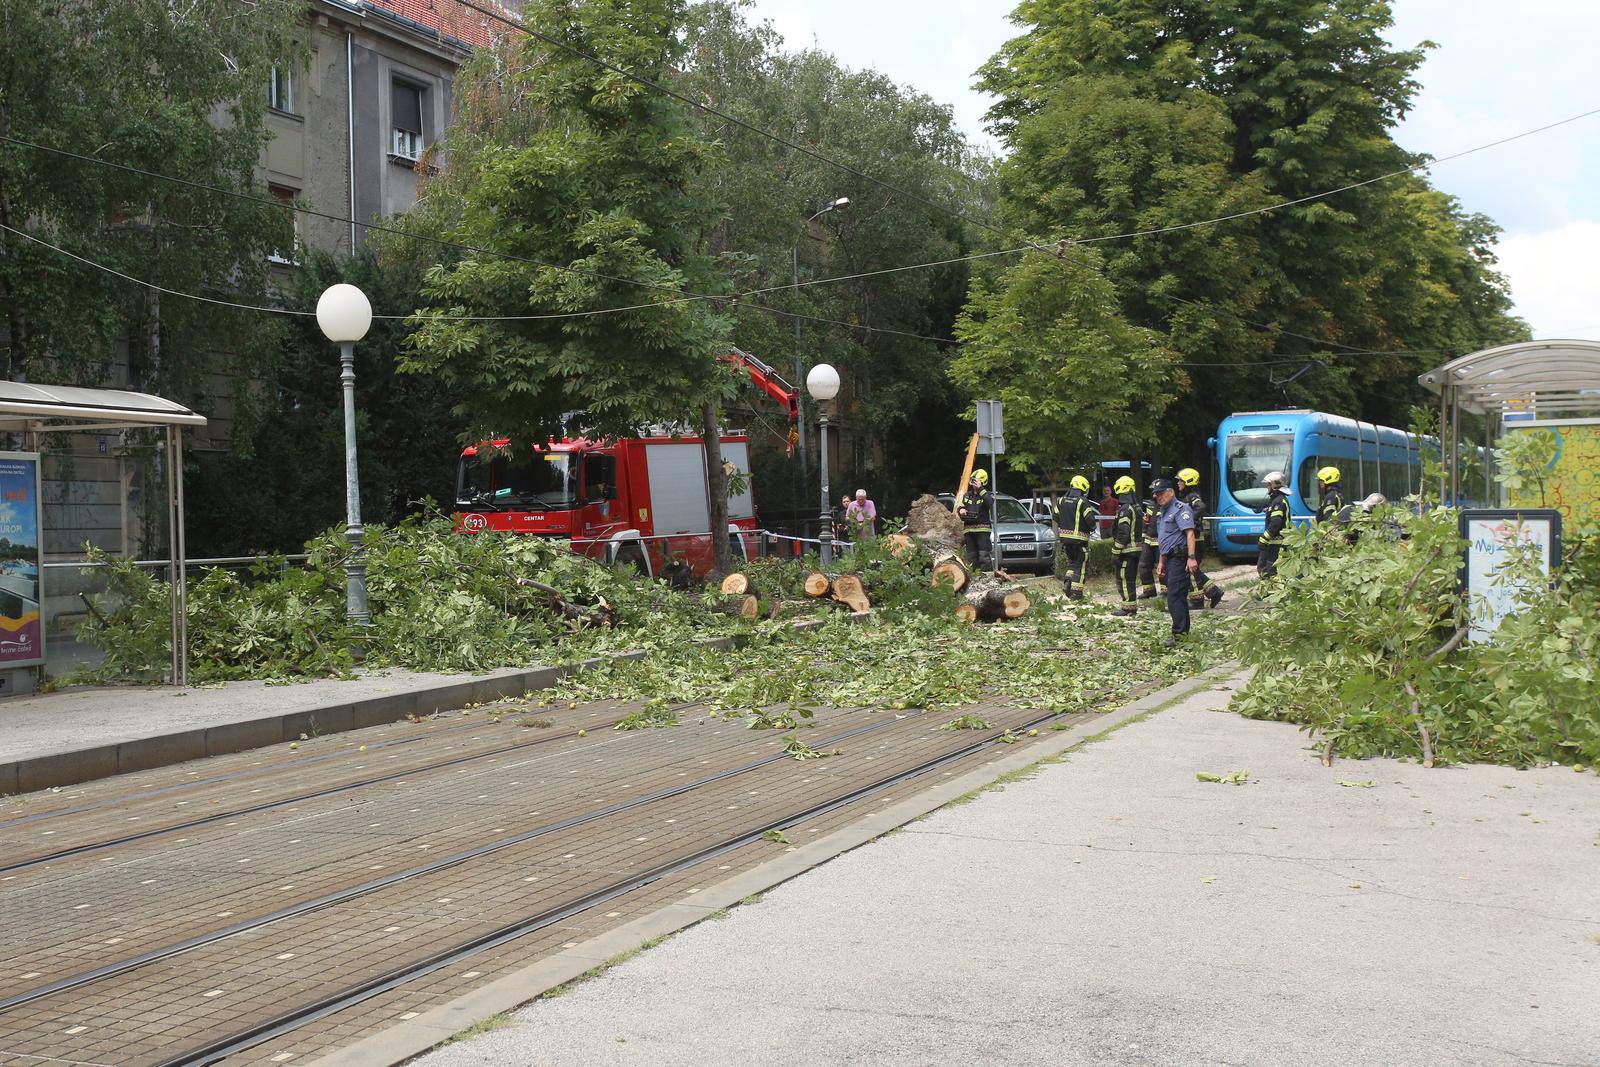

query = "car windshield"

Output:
[[1226, 433, 1292, 508], [992, 498, 1033, 524], [458, 449, 576, 510]]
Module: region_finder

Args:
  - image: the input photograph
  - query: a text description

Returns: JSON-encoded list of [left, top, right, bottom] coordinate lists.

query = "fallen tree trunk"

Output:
[[516, 578, 620, 628], [931, 553, 970, 593], [962, 576, 1031, 622], [803, 572, 833, 598], [954, 602, 979, 623], [885, 532, 915, 559], [703, 593, 760, 619]]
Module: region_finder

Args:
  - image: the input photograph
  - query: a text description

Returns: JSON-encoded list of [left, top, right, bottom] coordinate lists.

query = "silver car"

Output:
[[937, 492, 1058, 574]]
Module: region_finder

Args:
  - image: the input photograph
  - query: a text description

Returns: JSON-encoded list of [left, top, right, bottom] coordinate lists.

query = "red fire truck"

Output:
[[453, 351, 796, 576]]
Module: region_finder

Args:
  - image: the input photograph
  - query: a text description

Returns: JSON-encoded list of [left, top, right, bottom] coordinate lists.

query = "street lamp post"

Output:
[[792, 197, 849, 506], [315, 283, 373, 632], [807, 363, 841, 567]]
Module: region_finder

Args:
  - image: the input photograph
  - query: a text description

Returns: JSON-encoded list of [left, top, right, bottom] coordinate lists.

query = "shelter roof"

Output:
[[0, 382, 207, 429], [1417, 339, 1600, 417]]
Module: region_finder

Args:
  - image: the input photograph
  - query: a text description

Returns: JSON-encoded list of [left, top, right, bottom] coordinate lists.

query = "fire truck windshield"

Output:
[[457, 450, 577, 511]]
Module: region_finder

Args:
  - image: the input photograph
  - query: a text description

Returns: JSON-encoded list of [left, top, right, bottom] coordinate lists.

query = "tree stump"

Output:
[[906, 493, 965, 558], [830, 573, 871, 613]]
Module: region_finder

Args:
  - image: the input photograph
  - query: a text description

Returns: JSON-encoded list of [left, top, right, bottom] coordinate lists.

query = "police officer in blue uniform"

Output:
[[1151, 478, 1199, 647]]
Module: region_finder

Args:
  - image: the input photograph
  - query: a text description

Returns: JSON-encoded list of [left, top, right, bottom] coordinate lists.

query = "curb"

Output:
[[305, 660, 1242, 1067], [0, 615, 858, 797]]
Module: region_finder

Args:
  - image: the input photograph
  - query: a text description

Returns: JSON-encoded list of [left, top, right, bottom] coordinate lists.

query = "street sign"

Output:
[[1459, 508, 1561, 644], [976, 399, 1004, 455]]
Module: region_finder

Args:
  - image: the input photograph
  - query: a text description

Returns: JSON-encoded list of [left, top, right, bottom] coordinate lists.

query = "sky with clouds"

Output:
[[741, 0, 1598, 339]]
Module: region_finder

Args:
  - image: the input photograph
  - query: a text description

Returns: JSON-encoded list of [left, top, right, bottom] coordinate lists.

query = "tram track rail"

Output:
[[0, 709, 912, 1017], [0, 701, 707, 877], [0, 697, 644, 834], [156, 703, 1072, 1066]]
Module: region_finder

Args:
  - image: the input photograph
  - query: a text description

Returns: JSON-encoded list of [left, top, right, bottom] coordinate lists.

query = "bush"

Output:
[[76, 516, 744, 683], [1231, 507, 1600, 767]]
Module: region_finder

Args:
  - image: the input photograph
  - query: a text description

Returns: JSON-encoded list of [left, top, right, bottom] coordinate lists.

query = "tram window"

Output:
[[1364, 459, 1379, 496], [1382, 461, 1408, 500], [1298, 457, 1321, 510]]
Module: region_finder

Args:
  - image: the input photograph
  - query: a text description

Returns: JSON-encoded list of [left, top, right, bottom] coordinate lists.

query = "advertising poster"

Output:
[[0, 452, 43, 668], [1504, 423, 1600, 531], [1459, 509, 1560, 645]]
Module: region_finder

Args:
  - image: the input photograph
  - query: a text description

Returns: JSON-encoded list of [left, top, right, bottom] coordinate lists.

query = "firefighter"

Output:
[[1054, 474, 1098, 600], [1109, 475, 1143, 616], [1257, 470, 1290, 580], [1137, 487, 1162, 603], [1315, 465, 1346, 524], [957, 468, 993, 570], [1175, 467, 1224, 611]]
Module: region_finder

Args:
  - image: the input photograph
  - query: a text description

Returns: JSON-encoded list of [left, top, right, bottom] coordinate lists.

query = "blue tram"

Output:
[[1207, 410, 1431, 559]]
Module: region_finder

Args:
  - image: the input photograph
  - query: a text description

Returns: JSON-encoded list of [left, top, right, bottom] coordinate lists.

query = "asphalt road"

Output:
[[418, 680, 1600, 1067]]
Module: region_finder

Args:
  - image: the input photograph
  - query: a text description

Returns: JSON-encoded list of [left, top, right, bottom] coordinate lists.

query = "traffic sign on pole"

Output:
[[976, 399, 1005, 455]]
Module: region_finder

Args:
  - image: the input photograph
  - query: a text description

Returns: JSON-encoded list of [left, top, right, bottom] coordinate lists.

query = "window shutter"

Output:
[[392, 81, 422, 134]]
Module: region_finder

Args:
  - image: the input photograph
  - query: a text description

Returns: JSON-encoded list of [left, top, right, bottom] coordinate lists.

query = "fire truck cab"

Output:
[[455, 435, 757, 576]]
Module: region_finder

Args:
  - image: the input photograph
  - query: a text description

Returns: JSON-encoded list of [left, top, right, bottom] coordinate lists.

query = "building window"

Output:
[[391, 80, 423, 160], [268, 65, 293, 114], [267, 184, 301, 265]]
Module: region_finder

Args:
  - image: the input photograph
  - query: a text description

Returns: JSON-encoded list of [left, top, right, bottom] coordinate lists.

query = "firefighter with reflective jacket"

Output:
[[1109, 476, 1144, 616], [1175, 468, 1224, 610], [1315, 465, 1346, 524], [957, 468, 993, 569], [1256, 470, 1291, 580], [1054, 475, 1098, 599], [1137, 488, 1162, 601]]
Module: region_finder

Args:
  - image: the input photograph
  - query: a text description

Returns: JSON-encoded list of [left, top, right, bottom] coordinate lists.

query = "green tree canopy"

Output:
[[400, 0, 734, 443], [952, 249, 1180, 475], [975, 0, 1526, 453], [0, 0, 299, 392]]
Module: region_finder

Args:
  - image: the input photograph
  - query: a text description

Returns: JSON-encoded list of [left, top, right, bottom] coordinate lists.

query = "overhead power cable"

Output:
[[0, 218, 964, 346]]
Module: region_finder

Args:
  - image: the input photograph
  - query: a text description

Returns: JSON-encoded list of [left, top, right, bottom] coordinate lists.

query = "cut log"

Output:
[[931, 553, 970, 593], [1002, 588, 1031, 619], [516, 578, 620, 628], [803, 572, 833, 598], [954, 603, 979, 623], [719, 572, 754, 596], [830, 573, 871, 613], [704, 593, 760, 619], [885, 532, 915, 559]]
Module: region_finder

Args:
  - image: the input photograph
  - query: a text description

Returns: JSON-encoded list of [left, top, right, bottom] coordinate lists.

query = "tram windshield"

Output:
[[1225, 434, 1292, 508]]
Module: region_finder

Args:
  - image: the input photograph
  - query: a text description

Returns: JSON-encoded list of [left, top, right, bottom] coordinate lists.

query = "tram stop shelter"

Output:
[[1418, 339, 1600, 506], [0, 382, 205, 686]]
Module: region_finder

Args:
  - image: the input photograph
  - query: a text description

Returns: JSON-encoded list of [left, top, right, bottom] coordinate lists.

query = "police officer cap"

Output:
[[1149, 477, 1175, 494]]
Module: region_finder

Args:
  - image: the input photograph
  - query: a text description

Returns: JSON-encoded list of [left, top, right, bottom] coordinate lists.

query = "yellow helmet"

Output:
[[1070, 475, 1090, 492], [1114, 475, 1136, 495], [972, 468, 988, 485], [1317, 465, 1341, 485], [1177, 467, 1200, 487]]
